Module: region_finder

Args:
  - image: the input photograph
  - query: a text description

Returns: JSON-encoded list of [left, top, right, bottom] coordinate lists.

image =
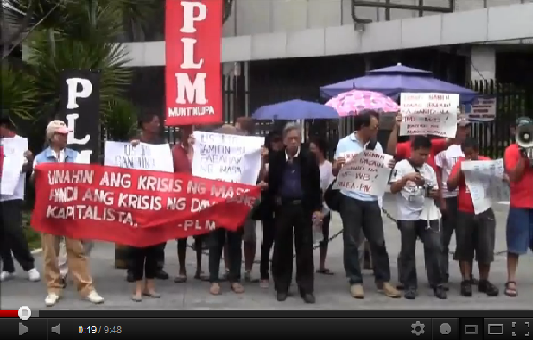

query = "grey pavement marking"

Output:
[[2, 196, 532, 310]]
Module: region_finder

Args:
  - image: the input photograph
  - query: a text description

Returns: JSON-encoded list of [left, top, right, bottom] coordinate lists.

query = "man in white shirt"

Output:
[[333, 111, 400, 299], [434, 121, 472, 289], [390, 136, 447, 300], [0, 117, 41, 282]]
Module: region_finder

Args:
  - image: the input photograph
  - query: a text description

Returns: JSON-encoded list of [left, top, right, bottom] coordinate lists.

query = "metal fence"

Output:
[[468, 80, 533, 158]]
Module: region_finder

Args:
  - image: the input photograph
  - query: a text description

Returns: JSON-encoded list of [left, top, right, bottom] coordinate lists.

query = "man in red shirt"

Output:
[[503, 117, 533, 297], [172, 125, 208, 283], [447, 138, 499, 297]]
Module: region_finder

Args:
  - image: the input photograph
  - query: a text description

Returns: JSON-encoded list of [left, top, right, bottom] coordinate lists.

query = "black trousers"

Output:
[[440, 196, 458, 283], [156, 242, 166, 271], [0, 199, 35, 272], [208, 228, 242, 283], [398, 220, 442, 289], [339, 195, 391, 284], [260, 218, 276, 280], [272, 201, 314, 294], [319, 213, 331, 248], [127, 242, 165, 275], [129, 245, 159, 281]]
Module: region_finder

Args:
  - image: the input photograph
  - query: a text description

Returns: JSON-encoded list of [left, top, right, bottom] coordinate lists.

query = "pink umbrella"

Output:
[[325, 90, 399, 117]]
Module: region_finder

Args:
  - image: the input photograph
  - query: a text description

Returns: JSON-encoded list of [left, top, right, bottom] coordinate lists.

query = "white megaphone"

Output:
[[516, 117, 533, 165]]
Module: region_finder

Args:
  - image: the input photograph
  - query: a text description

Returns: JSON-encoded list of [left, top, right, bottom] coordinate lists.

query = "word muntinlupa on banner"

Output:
[[400, 93, 459, 138]]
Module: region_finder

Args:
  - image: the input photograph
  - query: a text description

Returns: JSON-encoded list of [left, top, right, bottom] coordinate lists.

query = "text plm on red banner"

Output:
[[31, 163, 260, 247], [165, 0, 222, 126]]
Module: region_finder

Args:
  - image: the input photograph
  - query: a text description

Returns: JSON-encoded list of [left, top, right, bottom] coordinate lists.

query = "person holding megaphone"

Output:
[[503, 117, 533, 297]]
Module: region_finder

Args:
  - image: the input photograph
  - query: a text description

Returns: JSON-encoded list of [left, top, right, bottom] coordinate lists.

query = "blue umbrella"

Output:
[[252, 99, 338, 120], [320, 63, 478, 104]]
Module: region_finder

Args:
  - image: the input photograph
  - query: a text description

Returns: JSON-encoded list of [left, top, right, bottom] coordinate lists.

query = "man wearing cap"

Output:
[[33, 120, 104, 307], [0, 117, 41, 283]]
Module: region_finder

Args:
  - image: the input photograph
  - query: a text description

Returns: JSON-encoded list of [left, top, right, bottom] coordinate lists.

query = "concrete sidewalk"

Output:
[[2, 196, 532, 310]]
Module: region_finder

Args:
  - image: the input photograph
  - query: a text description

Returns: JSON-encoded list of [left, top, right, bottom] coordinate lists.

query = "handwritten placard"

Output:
[[333, 150, 393, 196], [462, 158, 509, 214], [192, 131, 264, 185], [104, 142, 174, 172], [400, 93, 459, 138], [0, 137, 28, 195]]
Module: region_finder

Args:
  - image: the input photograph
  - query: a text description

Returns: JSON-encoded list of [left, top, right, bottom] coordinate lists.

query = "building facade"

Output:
[[120, 0, 533, 137]]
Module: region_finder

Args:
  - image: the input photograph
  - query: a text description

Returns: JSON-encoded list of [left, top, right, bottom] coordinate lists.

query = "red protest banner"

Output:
[[165, 0, 222, 126], [31, 163, 260, 247]]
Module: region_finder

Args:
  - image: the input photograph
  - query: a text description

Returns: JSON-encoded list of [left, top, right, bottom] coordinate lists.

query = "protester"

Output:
[[33, 120, 104, 306], [268, 122, 320, 303], [208, 124, 246, 295], [58, 239, 93, 288], [389, 136, 446, 299], [0, 117, 41, 283], [333, 111, 400, 299], [503, 117, 533, 297], [434, 120, 470, 289], [235, 117, 260, 283], [126, 112, 169, 282], [309, 136, 335, 275], [448, 138, 499, 297], [258, 131, 283, 288], [172, 125, 208, 283], [129, 240, 160, 301]]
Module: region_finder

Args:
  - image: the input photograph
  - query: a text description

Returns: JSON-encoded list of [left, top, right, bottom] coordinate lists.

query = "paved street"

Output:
[[2, 195, 532, 310]]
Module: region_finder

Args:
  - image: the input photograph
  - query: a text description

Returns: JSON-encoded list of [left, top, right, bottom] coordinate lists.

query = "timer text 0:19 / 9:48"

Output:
[[78, 326, 122, 334]]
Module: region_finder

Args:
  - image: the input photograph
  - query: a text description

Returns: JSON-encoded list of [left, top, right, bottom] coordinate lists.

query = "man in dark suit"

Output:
[[267, 122, 322, 303]]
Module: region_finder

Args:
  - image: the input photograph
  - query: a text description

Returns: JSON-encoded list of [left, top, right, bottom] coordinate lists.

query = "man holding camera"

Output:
[[447, 138, 499, 297], [503, 117, 533, 297], [390, 136, 447, 300]]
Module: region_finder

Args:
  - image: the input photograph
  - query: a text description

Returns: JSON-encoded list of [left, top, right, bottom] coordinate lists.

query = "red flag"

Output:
[[165, 0, 223, 126], [31, 163, 260, 247]]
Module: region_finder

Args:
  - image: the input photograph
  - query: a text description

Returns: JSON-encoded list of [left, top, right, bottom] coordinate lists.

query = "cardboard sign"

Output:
[[400, 93, 459, 138]]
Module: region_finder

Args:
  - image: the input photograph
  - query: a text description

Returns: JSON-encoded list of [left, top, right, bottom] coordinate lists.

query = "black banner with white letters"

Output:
[[58, 69, 100, 164]]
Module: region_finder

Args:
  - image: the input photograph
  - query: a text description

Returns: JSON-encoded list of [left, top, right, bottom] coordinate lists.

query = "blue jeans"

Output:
[[506, 208, 533, 255]]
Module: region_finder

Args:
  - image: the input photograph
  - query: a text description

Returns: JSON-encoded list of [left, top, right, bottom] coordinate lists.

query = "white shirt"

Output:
[[434, 144, 463, 198], [33, 149, 66, 170], [391, 159, 440, 221], [319, 160, 334, 213], [0, 135, 28, 202]]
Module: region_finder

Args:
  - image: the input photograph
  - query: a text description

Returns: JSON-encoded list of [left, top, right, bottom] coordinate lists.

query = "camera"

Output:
[[424, 185, 434, 197]]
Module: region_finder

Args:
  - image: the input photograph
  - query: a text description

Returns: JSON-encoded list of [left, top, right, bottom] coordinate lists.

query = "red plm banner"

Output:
[[31, 163, 261, 247], [165, 0, 223, 126]]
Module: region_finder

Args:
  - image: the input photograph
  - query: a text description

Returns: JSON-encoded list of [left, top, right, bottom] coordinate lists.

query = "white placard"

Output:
[[462, 158, 509, 214], [469, 97, 496, 122], [400, 93, 459, 138], [0, 137, 28, 195], [333, 150, 393, 196], [192, 131, 264, 185], [104, 141, 174, 172]]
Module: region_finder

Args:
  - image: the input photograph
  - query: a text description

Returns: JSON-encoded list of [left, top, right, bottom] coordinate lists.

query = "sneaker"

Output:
[[350, 284, 364, 299], [0, 271, 15, 282], [434, 284, 448, 299], [86, 290, 105, 304], [460, 280, 472, 297], [404, 287, 417, 300], [382, 282, 401, 298], [45, 293, 60, 307], [27, 269, 41, 282], [478, 280, 499, 297]]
